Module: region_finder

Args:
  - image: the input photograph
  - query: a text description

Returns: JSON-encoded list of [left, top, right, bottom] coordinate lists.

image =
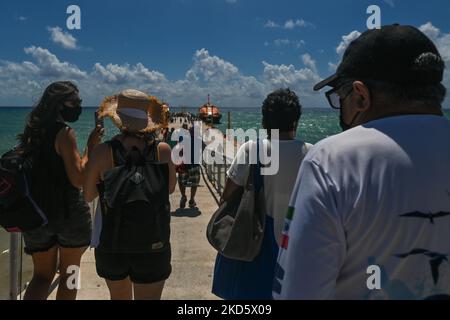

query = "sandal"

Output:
[[189, 199, 197, 208]]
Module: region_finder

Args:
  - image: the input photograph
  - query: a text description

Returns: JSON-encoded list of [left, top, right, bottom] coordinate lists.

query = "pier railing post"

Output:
[[9, 233, 21, 300], [217, 163, 222, 195]]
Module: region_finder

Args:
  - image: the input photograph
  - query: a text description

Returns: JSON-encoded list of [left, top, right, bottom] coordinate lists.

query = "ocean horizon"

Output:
[[1, 107, 449, 157]]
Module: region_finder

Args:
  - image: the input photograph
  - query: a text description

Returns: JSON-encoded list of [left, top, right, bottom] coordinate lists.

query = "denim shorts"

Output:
[[23, 190, 92, 255]]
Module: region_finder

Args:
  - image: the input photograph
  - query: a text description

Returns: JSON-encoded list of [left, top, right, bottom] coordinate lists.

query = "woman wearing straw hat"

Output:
[[84, 89, 176, 300]]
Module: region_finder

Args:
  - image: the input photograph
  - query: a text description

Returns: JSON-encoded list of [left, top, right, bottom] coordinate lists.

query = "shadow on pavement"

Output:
[[171, 207, 202, 218]]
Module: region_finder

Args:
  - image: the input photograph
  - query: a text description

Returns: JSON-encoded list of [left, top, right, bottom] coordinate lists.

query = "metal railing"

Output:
[[9, 233, 21, 300], [202, 154, 233, 197]]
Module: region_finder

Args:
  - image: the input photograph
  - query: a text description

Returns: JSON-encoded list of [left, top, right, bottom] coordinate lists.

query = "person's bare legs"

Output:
[[179, 181, 187, 208], [133, 281, 165, 300], [56, 246, 88, 300], [179, 181, 186, 198], [23, 246, 58, 300], [190, 186, 197, 201], [106, 278, 133, 300], [189, 186, 198, 207]]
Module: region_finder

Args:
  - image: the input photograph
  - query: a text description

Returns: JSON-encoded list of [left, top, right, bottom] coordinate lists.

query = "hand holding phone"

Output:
[[95, 111, 104, 129], [88, 111, 105, 149]]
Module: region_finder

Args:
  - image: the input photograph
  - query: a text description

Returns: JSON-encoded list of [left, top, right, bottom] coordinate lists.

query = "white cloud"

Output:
[[225, 0, 237, 3], [264, 19, 314, 30], [336, 30, 361, 55], [270, 39, 305, 49], [261, 61, 322, 107], [0, 47, 86, 103], [24, 46, 87, 79], [328, 62, 338, 72], [187, 49, 239, 82], [263, 61, 320, 86], [419, 22, 450, 61], [18, 16, 27, 21], [419, 22, 441, 39], [48, 26, 78, 50], [185, 69, 198, 82], [274, 39, 291, 46], [0, 60, 39, 76], [0, 46, 324, 107], [284, 19, 314, 30], [418, 22, 450, 108], [93, 62, 166, 85], [302, 54, 317, 73], [264, 20, 279, 28]]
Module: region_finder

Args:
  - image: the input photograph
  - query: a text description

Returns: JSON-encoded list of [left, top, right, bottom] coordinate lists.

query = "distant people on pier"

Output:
[[84, 89, 176, 300], [211, 88, 313, 300], [175, 124, 203, 209], [167, 127, 177, 149], [18, 81, 102, 300]]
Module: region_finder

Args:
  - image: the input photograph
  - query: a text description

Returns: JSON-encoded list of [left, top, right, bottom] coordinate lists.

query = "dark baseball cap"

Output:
[[313, 24, 445, 91]]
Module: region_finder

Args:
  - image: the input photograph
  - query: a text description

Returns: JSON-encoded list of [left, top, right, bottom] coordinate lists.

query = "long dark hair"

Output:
[[18, 81, 79, 153]]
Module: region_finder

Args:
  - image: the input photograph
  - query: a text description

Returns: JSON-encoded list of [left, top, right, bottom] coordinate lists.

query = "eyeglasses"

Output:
[[325, 85, 353, 109]]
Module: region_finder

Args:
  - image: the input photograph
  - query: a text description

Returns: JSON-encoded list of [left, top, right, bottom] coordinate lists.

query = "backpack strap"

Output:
[[107, 138, 160, 167], [143, 140, 161, 163], [106, 140, 127, 166]]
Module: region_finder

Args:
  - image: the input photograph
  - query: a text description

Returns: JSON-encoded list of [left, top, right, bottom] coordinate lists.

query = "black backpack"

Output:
[[0, 148, 48, 233], [98, 139, 171, 254]]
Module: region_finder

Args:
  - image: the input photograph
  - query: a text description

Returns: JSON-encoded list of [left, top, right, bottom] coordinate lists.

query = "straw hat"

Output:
[[98, 89, 165, 133]]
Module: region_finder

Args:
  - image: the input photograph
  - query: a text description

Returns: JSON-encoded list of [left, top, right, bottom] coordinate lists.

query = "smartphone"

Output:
[[95, 111, 104, 129]]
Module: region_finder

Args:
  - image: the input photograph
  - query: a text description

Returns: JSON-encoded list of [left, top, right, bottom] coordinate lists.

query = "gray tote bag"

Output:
[[206, 142, 265, 262]]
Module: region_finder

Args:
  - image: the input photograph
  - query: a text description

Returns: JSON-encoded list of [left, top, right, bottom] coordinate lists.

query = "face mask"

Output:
[[61, 104, 82, 123], [339, 109, 361, 132]]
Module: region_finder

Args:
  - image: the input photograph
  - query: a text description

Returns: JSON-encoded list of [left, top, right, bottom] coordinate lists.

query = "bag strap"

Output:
[[107, 138, 161, 168], [245, 140, 264, 192], [143, 140, 161, 163], [106, 140, 127, 166], [253, 140, 264, 193]]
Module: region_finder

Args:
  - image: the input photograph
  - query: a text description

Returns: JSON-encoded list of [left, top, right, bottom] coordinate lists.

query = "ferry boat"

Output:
[[198, 95, 222, 124]]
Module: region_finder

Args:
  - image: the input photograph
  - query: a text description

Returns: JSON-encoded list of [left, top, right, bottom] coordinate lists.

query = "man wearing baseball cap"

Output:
[[274, 24, 450, 300]]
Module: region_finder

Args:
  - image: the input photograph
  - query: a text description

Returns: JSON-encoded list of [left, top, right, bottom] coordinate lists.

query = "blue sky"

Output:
[[1, 0, 450, 108]]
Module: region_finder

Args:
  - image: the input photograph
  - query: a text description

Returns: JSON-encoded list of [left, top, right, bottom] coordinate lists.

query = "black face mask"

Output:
[[61, 104, 82, 123], [339, 109, 361, 132]]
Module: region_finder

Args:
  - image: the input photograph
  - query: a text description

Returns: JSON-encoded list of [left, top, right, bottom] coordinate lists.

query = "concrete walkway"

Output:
[[48, 166, 221, 300]]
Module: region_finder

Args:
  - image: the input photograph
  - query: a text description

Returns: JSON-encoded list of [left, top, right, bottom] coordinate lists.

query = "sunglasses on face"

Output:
[[65, 98, 83, 106], [325, 85, 354, 109]]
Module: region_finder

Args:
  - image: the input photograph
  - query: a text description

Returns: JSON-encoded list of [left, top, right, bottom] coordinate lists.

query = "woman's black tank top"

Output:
[[31, 122, 78, 225]]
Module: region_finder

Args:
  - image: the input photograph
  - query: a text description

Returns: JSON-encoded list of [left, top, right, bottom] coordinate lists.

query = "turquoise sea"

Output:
[[0, 106, 449, 299], [2, 107, 448, 155]]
